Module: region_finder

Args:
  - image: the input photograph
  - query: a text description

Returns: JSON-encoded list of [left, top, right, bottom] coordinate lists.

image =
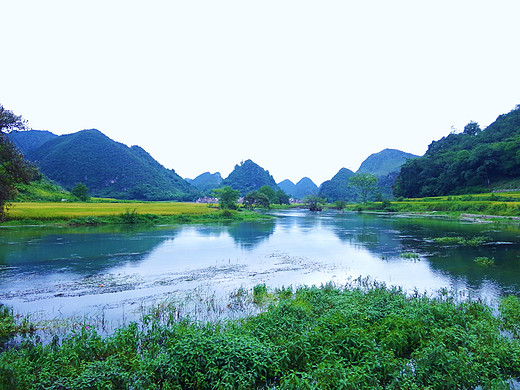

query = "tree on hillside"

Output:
[[463, 121, 481, 136], [71, 183, 90, 201], [0, 105, 36, 220], [349, 173, 378, 203], [212, 186, 239, 210]]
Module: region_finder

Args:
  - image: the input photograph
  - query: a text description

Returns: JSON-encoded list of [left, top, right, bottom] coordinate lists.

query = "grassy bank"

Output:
[[1, 282, 519, 389], [2, 202, 270, 225], [341, 192, 520, 219]]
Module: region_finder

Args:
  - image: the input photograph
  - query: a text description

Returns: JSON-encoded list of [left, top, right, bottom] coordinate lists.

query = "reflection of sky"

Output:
[[1, 210, 520, 324]]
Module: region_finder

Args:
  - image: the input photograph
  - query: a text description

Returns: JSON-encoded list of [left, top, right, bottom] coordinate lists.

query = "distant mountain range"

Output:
[[277, 177, 318, 199], [9, 129, 199, 201], [9, 129, 417, 202]]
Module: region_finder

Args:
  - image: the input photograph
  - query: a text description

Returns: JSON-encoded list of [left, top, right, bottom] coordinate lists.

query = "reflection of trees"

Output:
[[327, 212, 520, 294], [227, 220, 275, 250], [0, 225, 179, 273]]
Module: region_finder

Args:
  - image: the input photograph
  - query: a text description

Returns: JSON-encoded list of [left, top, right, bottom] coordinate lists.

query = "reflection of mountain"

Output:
[[0, 226, 179, 274], [227, 220, 276, 250]]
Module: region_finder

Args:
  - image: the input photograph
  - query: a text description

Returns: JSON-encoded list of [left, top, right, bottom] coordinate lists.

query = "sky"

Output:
[[2, 1, 520, 186]]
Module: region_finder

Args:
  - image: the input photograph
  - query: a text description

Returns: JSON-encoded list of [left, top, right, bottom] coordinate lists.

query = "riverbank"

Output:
[[1, 282, 519, 389]]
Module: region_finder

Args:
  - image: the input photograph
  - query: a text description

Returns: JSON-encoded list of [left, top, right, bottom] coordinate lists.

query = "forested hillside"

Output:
[[221, 160, 278, 195], [394, 105, 520, 197], [187, 172, 223, 194], [318, 168, 356, 202], [11, 129, 199, 201]]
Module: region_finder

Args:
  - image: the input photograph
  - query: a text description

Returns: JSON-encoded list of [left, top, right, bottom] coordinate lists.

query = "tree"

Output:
[[258, 185, 277, 203], [275, 189, 290, 205], [71, 183, 90, 201], [212, 186, 239, 210], [0, 105, 36, 220], [335, 200, 347, 211], [243, 191, 270, 210], [463, 121, 481, 136], [349, 173, 378, 203], [303, 194, 326, 211]]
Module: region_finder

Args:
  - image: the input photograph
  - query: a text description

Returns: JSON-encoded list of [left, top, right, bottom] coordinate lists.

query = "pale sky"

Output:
[[2, 1, 519, 186]]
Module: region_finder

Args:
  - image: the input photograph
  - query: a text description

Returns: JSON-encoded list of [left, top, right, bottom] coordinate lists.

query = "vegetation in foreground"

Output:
[[1, 282, 519, 389]]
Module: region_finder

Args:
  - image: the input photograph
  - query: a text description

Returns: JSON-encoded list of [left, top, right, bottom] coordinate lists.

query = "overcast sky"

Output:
[[2, 1, 519, 186]]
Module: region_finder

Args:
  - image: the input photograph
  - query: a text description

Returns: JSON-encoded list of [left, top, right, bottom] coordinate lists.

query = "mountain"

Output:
[[294, 177, 318, 198], [8, 130, 58, 154], [13, 129, 199, 201], [318, 168, 356, 202], [221, 159, 278, 195], [357, 149, 418, 199], [188, 172, 223, 194], [394, 105, 520, 197], [277, 179, 296, 197], [357, 149, 417, 177]]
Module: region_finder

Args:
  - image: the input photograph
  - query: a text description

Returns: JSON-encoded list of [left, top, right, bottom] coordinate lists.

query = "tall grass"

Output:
[[1, 283, 519, 389]]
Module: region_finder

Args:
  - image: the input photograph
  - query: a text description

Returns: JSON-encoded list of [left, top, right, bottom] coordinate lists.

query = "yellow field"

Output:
[[7, 202, 218, 219]]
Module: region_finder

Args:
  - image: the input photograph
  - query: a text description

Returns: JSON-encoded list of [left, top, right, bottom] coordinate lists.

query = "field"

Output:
[[6, 202, 219, 220]]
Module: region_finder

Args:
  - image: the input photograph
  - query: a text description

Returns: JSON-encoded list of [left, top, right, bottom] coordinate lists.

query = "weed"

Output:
[[474, 256, 495, 267]]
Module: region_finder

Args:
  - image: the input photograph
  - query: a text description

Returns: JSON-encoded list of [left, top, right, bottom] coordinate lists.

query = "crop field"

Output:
[[6, 202, 219, 220]]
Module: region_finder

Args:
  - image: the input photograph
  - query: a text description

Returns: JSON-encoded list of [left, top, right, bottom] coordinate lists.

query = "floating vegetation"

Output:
[[401, 252, 420, 260], [474, 256, 495, 267], [433, 236, 489, 246]]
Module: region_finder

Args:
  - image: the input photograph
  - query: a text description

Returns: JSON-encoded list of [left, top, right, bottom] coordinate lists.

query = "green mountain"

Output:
[[8, 130, 58, 154], [357, 149, 417, 199], [318, 168, 356, 202], [13, 129, 199, 201], [277, 179, 296, 197], [357, 149, 417, 177], [221, 159, 278, 195], [394, 105, 520, 197], [187, 172, 223, 194]]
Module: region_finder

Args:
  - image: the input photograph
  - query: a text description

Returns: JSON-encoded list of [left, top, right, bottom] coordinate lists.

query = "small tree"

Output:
[[349, 173, 378, 203], [463, 121, 481, 136], [275, 189, 290, 205], [303, 194, 326, 211], [212, 186, 239, 210], [0, 105, 37, 220], [71, 183, 90, 201], [335, 200, 347, 211]]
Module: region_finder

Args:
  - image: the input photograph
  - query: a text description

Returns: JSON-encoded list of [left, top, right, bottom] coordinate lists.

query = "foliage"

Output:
[[213, 185, 239, 210], [243, 190, 270, 210], [1, 284, 520, 389], [335, 199, 347, 210], [0, 105, 37, 220], [394, 106, 520, 198], [349, 172, 379, 203], [0, 305, 33, 346], [9, 129, 200, 201], [14, 175, 72, 202], [71, 183, 90, 201], [303, 194, 326, 211]]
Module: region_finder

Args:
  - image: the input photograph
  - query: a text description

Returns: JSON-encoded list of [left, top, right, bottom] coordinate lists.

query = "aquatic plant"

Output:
[[474, 256, 495, 267]]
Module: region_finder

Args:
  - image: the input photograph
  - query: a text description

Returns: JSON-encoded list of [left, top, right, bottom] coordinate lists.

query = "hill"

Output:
[[15, 129, 199, 201], [8, 130, 58, 155], [221, 159, 278, 195], [188, 172, 223, 194], [394, 105, 520, 197], [357, 149, 417, 177], [318, 168, 356, 202], [357, 149, 417, 199], [277, 177, 317, 199]]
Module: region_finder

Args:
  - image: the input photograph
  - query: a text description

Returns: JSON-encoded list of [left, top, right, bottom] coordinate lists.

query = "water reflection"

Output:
[[0, 210, 519, 326]]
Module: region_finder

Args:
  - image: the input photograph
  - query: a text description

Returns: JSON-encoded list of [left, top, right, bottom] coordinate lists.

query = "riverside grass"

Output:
[[1, 282, 520, 389]]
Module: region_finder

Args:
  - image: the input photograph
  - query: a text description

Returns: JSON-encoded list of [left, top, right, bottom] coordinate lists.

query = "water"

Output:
[[1, 209, 520, 330]]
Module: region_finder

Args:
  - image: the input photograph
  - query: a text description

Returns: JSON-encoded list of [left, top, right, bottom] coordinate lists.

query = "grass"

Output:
[[2, 202, 271, 225], [1, 282, 520, 389]]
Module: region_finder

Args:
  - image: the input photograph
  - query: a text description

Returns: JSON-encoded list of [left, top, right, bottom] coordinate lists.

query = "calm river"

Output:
[[1, 209, 520, 331]]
